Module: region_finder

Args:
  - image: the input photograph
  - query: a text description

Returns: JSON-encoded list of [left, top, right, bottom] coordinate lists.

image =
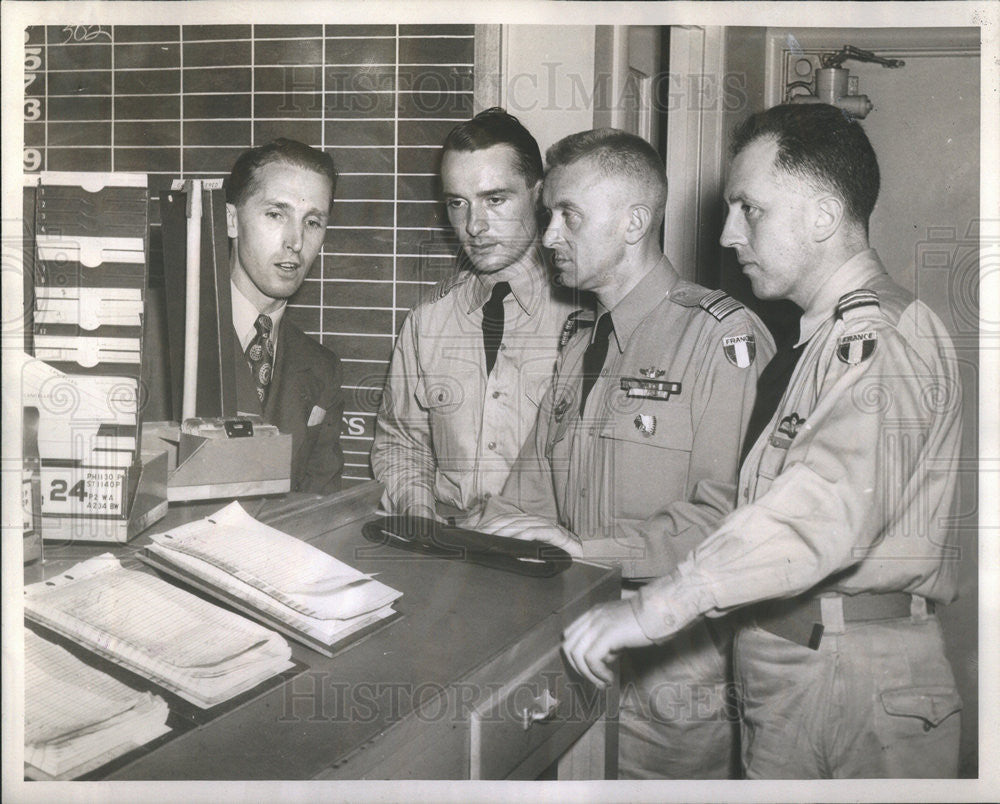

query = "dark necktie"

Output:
[[739, 328, 804, 466], [580, 312, 614, 417], [245, 313, 274, 406], [482, 281, 511, 376]]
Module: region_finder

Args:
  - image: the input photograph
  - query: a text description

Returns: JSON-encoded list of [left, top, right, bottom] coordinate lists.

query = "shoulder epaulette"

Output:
[[669, 283, 745, 319], [698, 288, 745, 321], [836, 288, 880, 319], [668, 283, 704, 308], [559, 309, 595, 349], [431, 269, 468, 303]]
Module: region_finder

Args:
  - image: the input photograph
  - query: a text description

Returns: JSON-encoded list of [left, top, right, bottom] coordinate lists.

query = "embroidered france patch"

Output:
[[837, 331, 877, 364], [723, 333, 756, 368]]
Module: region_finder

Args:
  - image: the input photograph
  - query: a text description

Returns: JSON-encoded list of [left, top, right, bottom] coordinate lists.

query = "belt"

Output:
[[752, 592, 935, 650]]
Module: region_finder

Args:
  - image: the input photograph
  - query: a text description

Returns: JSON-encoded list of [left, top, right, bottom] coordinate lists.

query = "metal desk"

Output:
[[27, 482, 620, 780]]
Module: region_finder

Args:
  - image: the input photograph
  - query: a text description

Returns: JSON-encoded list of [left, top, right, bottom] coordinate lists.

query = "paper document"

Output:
[[142, 501, 403, 653], [24, 554, 293, 708], [24, 628, 170, 780]]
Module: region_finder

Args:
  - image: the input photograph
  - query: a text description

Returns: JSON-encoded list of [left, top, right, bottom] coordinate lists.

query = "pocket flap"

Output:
[[880, 686, 962, 727], [756, 441, 788, 480], [524, 376, 550, 408], [415, 376, 464, 410], [599, 406, 693, 451]]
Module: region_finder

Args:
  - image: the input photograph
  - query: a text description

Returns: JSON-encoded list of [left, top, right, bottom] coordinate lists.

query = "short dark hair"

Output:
[[442, 108, 543, 186], [730, 103, 880, 228], [545, 128, 667, 221], [227, 138, 338, 211]]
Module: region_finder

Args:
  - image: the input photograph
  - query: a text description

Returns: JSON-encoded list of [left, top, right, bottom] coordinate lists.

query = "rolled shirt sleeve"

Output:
[[371, 310, 439, 516]]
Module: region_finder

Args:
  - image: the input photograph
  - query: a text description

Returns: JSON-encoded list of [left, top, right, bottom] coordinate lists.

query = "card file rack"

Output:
[[27, 172, 167, 543], [150, 181, 293, 501]]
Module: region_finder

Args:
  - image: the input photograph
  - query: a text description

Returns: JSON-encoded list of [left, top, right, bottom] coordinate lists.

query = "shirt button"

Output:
[[487, 441, 497, 451], [662, 613, 676, 629], [499, 343, 507, 351], [491, 390, 500, 399], [580, 488, 587, 498]]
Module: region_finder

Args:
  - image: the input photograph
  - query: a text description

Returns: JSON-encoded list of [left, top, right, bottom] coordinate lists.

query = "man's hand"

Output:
[[562, 599, 654, 688], [477, 513, 583, 558]]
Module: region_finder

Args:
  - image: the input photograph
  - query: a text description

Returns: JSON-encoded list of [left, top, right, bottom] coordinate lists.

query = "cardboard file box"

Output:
[[40, 449, 168, 544], [142, 421, 292, 502]]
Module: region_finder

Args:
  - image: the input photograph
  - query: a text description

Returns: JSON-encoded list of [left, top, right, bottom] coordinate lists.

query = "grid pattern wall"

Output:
[[24, 24, 476, 484]]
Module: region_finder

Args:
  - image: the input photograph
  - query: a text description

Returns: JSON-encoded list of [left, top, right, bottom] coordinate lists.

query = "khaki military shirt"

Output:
[[633, 250, 964, 641], [484, 260, 775, 579], [371, 259, 578, 515]]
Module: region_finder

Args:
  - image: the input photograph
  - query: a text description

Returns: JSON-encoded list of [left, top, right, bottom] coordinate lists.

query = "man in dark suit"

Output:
[[225, 138, 344, 494]]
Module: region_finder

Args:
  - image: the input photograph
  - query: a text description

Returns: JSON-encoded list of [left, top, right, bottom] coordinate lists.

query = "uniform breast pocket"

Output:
[[599, 406, 693, 520], [751, 438, 790, 498], [415, 375, 465, 419]]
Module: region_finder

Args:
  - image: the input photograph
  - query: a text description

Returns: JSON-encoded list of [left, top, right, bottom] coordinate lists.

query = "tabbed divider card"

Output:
[[28, 171, 162, 542]]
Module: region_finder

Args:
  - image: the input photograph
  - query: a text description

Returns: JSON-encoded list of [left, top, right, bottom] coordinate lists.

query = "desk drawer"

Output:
[[469, 645, 606, 779]]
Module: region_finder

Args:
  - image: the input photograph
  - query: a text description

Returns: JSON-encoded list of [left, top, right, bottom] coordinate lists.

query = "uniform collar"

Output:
[[597, 257, 679, 353], [231, 280, 286, 351], [463, 250, 548, 317], [796, 248, 887, 346]]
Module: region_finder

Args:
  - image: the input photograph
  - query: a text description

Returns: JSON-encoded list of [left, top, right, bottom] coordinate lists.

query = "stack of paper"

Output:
[[141, 502, 403, 656], [24, 555, 293, 708], [24, 628, 170, 780]]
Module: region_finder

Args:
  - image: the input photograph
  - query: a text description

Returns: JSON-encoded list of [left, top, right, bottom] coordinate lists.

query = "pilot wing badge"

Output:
[[723, 333, 756, 368]]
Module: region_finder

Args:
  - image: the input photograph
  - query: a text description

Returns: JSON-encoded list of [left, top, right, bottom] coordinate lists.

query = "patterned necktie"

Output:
[[739, 328, 804, 466], [245, 313, 274, 406], [482, 281, 511, 376], [580, 312, 614, 417]]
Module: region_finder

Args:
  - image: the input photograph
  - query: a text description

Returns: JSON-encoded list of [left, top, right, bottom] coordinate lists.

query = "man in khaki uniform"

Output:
[[562, 104, 964, 778], [479, 129, 773, 778], [371, 109, 577, 520]]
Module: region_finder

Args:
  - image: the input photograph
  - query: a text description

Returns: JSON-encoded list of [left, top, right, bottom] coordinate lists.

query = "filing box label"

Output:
[[40, 464, 131, 517]]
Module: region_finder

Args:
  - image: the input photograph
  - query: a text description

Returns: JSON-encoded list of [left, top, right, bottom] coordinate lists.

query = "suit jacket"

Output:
[[234, 319, 344, 494]]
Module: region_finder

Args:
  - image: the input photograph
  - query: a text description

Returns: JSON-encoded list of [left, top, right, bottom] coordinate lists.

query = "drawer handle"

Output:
[[520, 689, 559, 730]]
